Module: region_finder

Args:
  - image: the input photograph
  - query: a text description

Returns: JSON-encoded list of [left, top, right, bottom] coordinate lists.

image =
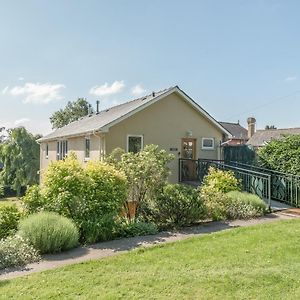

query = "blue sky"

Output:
[[1, 0, 300, 134]]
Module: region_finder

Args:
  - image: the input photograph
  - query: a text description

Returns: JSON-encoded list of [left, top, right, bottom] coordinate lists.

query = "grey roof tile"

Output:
[[219, 122, 248, 140], [247, 128, 300, 147], [38, 87, 173, 142]]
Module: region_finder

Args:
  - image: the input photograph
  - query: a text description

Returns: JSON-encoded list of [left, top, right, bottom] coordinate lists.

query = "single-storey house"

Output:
[[38, 86, 231, 182]]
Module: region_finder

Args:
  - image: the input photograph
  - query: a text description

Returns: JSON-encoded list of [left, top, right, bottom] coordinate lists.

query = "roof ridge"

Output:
[[97, 86, 174, 113], [62, 86, 175, 127], [258, 127, 300, 132]]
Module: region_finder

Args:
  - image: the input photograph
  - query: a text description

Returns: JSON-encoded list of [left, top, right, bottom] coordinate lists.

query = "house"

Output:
[[219, 121, 248, 145], [38, 86, 231, 183], [247, 127, 300, 148]]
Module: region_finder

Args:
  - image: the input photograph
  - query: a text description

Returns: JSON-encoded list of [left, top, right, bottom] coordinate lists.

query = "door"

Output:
[[181, 138, 197, 180]]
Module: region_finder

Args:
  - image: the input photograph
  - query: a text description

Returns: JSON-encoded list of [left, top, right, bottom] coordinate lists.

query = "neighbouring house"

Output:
[[219, 121, 248, 145], [38, 86, 231, 183], [247, 126, 300, 148]]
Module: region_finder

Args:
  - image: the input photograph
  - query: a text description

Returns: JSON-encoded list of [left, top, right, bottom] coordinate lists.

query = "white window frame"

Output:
[[202, 137, 215, 150], [126, 134, 144, 153]]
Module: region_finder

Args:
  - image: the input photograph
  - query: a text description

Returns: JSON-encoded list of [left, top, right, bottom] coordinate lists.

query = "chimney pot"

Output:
[[96, 100, 100, 114], [247, 117, 256, 139]]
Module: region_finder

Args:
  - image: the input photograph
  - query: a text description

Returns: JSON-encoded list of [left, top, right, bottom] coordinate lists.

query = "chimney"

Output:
[[247, 117, 256, 139], [96, 100, 100, 114]]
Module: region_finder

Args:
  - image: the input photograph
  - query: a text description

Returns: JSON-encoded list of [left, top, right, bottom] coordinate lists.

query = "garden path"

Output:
[[1, 211, 299, 281]]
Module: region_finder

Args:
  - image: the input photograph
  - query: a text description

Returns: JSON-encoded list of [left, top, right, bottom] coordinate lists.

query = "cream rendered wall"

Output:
[[39, 134, 101, 180], [105, 93, 223, 182]]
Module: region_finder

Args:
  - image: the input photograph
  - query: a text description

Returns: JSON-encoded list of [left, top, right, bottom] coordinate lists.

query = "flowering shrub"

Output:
[[0, 205, 22, 239], [201, 167, 240, 194], [107, 145, 174, 205], [22, 185, 45, 213], [0, 235, 40, 269], [226, 191, 267, 219], [18, 212, 79, 254]]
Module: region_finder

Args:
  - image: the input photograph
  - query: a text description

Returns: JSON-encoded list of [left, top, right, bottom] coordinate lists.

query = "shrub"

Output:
[[201, 190, 229, 221], [18, 212, 79, 254], [201, 167, 240, 194], [22, 185, 45, 213], [0, 235, 40, 270], [79, 214, 117, 244], [107, 144, 174, 207], [226, 191, 267, 219], [154, 184, 206, 227], [116, 219, 158, 238], [42, 153, 91, 219], [0, 205, 22, 239], [40, 154, 127, 243]]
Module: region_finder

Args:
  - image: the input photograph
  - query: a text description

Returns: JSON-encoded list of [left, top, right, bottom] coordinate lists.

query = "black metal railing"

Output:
[[228, 161, 300, 207], [179, 158, 300, 207], [179, 158, 272, 207]]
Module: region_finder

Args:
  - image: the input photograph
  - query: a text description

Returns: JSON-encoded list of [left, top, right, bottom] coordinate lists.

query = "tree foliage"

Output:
[[50, 98, 93, 129], [258, 134, 300, 174], [107, 145, 174, 205], [0, 127, 40, 195]]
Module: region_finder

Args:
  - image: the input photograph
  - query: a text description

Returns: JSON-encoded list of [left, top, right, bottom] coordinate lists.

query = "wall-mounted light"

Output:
[[186, 130, 193, 137]]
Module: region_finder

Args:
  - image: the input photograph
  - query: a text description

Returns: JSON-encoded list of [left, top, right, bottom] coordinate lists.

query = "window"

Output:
[[127, 135, 143, 153], [85, 138, 90, 159], [46, 143, 49, 159], [202, 138, 214, 150], [56, 140, 68, 160]]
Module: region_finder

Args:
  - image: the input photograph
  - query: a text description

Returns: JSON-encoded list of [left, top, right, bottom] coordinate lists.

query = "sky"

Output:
[[1, 0, 300, 135]]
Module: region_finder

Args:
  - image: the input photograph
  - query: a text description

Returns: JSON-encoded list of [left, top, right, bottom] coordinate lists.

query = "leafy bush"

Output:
[[38, 153, 127, 243], [0, 235, 40, 270], [199, 189, 229, 221], [226, 191, 267, 219], [18, 212, 79, 254], [107, 145, 174, 207], [0, 205, 22, 239], [201, 167, 240, 194], [79, 214, 117, 244], [116, 219, 158, 238], [153, 184, 205, 227], [22, 185, 45, 213], [258, 134, 300, 175]]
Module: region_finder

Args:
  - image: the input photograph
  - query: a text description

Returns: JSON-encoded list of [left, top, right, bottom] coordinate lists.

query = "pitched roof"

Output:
[[38, 86, 231, 142], [247, 127, 300, 147], [219, 122, 248, 140]]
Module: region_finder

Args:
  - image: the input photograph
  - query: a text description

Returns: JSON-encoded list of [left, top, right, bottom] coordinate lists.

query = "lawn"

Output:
[[2, 219, 300, 299]]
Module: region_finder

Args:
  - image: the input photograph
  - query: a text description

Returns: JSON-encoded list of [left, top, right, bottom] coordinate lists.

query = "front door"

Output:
[[181, 138, 197, 180]]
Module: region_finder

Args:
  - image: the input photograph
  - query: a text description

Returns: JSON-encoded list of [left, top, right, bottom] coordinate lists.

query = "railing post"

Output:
[[268, 174, 271, 210]]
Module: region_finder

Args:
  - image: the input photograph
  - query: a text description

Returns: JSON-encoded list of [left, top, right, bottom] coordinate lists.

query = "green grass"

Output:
[[2, 219, 300, 299]]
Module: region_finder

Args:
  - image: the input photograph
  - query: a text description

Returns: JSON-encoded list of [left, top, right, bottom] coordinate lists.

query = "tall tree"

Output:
[[0, 127, 40, 195], [50, 98, 93, 129]]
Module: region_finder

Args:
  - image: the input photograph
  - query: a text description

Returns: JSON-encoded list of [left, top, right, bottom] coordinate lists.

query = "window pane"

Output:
[[85, 139, 90, 158], [128, 136, 142, 153], [203, 138, 213, 148]]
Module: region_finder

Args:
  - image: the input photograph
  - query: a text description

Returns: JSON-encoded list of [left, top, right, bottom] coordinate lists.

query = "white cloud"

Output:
[[8, 82, 65, 104], [89, 80, 125, 97], [131, 84, 146, 96], [2, 86, 9, 94], [18, 77, 24, 81], [14, 118, 30, 126], [285, 76, 297, 82]]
